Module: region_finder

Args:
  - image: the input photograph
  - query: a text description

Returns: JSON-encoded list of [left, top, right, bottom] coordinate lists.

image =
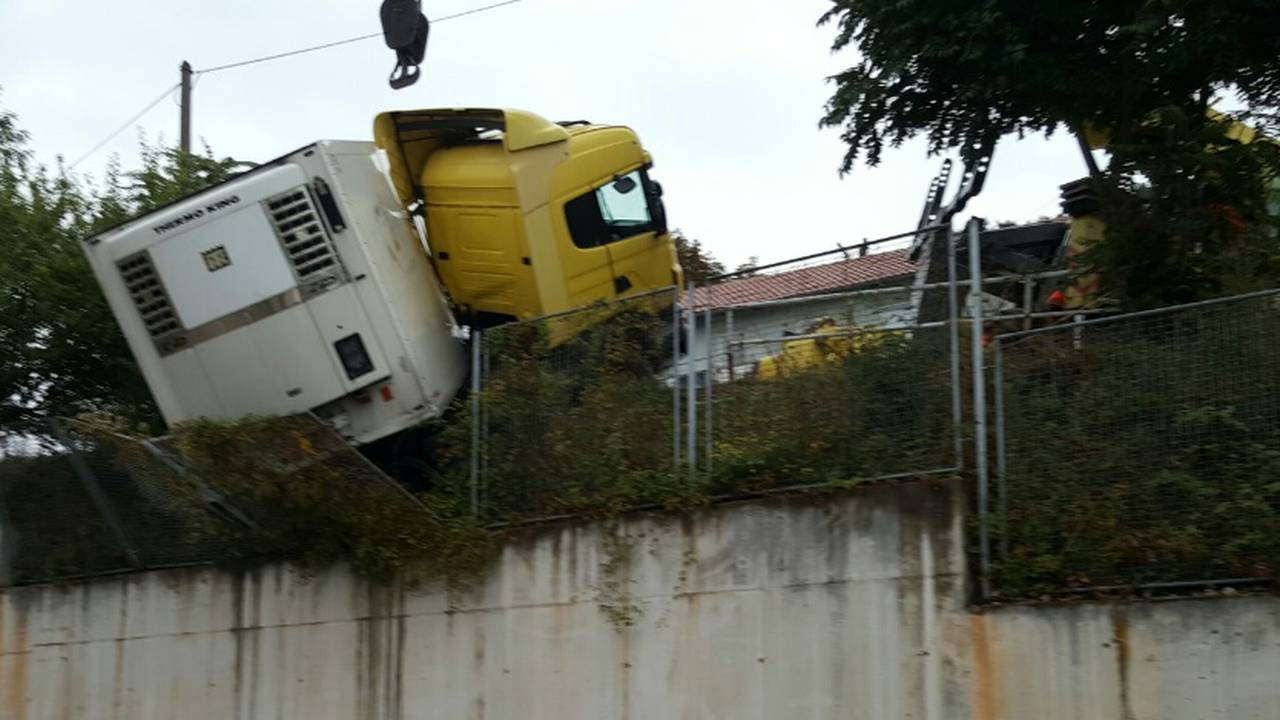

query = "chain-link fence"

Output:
[[988, 289, 1280, 597], [0, 419, 234, 583], [0, 414, 437, 585], [24, 222, 1273, 599]]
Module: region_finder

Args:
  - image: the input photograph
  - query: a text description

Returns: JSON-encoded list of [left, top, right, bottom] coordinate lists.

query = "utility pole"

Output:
[[179, 61, 193, 154]]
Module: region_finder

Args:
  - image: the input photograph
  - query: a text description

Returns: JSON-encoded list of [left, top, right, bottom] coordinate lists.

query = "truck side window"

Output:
[[565, 192, 610, 248], [565, 170, 656, 249]]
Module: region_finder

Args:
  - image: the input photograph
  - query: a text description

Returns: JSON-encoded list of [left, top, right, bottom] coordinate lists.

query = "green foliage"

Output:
[[435, 301, 689, 523], [672, 230, 725, 283], [119, 416, 495, 584], [439, 308, 955, 524], [595, 529, 643, 630], [710, 331, 953, 491], [0, 452, 137, 581], [0, 99, 246, 438], [1088, 111, 1280, 307]]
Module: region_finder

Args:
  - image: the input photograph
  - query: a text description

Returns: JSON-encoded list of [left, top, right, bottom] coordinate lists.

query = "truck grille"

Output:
[[117, 252, 185, 352], [265, 188, 344, 295]]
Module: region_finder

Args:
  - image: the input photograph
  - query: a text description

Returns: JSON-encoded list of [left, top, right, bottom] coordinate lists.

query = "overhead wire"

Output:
[[65, 0, 526, 170], [196, 0, 526, 75], [196, 32, 383, 75], [69, 82, 181, 169]]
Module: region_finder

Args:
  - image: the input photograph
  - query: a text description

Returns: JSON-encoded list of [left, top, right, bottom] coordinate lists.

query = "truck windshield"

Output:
[[598, 170, 651, 229]]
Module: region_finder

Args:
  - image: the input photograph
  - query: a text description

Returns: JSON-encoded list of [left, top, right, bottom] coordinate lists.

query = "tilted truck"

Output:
[[83, 108, 682, 452]]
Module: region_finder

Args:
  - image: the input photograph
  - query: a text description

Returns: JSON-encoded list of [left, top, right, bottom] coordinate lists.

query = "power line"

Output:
[[66, 0, 526, 170], [431, 0, 525, 24], [197, 0, 526, 75], [70, 83, 181, 170], [198, 32, 382, 75]]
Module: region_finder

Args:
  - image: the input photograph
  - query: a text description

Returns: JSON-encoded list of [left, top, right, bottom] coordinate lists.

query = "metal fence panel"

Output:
[[695, 238, 962, 492], [990, 290, 1280, 596], [471, 236, 972, 521], [0, 420, 233, 583], [0, 414, 433, 585], [476, 288, 683, 523], [705, 298, 957, 491]]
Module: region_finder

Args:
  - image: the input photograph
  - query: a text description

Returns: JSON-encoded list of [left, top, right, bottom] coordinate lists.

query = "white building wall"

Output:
[[673, 289, 915, 383]]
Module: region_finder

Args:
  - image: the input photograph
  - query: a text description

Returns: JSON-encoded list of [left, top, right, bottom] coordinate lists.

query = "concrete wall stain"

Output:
[[968, 613, 1005, 720], [1112, 606, 1136, 720], [0, 599, 30, 720]]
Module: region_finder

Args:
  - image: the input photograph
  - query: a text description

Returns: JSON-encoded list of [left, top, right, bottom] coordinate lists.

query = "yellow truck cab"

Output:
[[375, 108, 682, 325]]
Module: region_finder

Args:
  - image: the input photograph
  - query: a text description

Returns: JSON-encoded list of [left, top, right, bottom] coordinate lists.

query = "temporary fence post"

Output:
[[1022, 277, 1035, 331], [946, 224, 964, 472], [470, 329, 482, 517], [686, 280, 698, 480], [704, 281, 714, 475], [672, 287, 682, 470], [993, 337, 1008, 560], [967, 218, 991, 599], [725, 308, 736, 381], [482, 338, 491, 482], [48, 417, 142, 569]]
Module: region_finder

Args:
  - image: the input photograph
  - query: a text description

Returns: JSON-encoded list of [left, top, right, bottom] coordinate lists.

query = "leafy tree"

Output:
[[1089, 110, 1280, 306], [672, 230, 726, 283], [0, 100, 245, 439], [820, 0, 1280, 306], [820, 0, 1280, 169]]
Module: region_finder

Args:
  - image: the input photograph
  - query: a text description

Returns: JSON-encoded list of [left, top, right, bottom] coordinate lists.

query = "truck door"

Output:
[[560, 189, 623, 308], [593, 169, 674, 296]]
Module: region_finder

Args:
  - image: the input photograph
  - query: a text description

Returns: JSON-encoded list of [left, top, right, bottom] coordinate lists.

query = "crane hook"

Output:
[[381, 0, 430, 89]]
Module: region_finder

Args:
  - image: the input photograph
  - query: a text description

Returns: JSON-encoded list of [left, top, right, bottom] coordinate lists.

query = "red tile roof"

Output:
[[687, 248, 916, 310]]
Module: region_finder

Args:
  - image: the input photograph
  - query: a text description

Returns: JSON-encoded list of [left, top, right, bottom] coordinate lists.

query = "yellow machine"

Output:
[[375, 108, 683, 326], [754, 319, 901, 380]]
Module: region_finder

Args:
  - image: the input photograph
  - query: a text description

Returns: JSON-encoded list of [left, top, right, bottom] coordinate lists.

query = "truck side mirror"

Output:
[[649, 189, 668, 235]]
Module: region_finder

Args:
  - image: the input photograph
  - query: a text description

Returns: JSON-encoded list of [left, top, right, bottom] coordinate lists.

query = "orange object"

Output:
[[1046, 290, 1066, 310], [380, 386, 395, 402]]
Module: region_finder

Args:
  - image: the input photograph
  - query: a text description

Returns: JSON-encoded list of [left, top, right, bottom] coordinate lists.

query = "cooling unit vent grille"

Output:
[[117, 253, 181, 341], [265, 188, 342, 286]]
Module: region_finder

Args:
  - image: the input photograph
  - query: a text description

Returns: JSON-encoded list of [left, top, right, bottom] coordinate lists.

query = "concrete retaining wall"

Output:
[[0, 479, 1276, 719]]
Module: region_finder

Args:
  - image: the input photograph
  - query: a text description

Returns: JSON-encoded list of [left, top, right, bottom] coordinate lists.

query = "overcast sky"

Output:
[[0, 0, 1087, 267]]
